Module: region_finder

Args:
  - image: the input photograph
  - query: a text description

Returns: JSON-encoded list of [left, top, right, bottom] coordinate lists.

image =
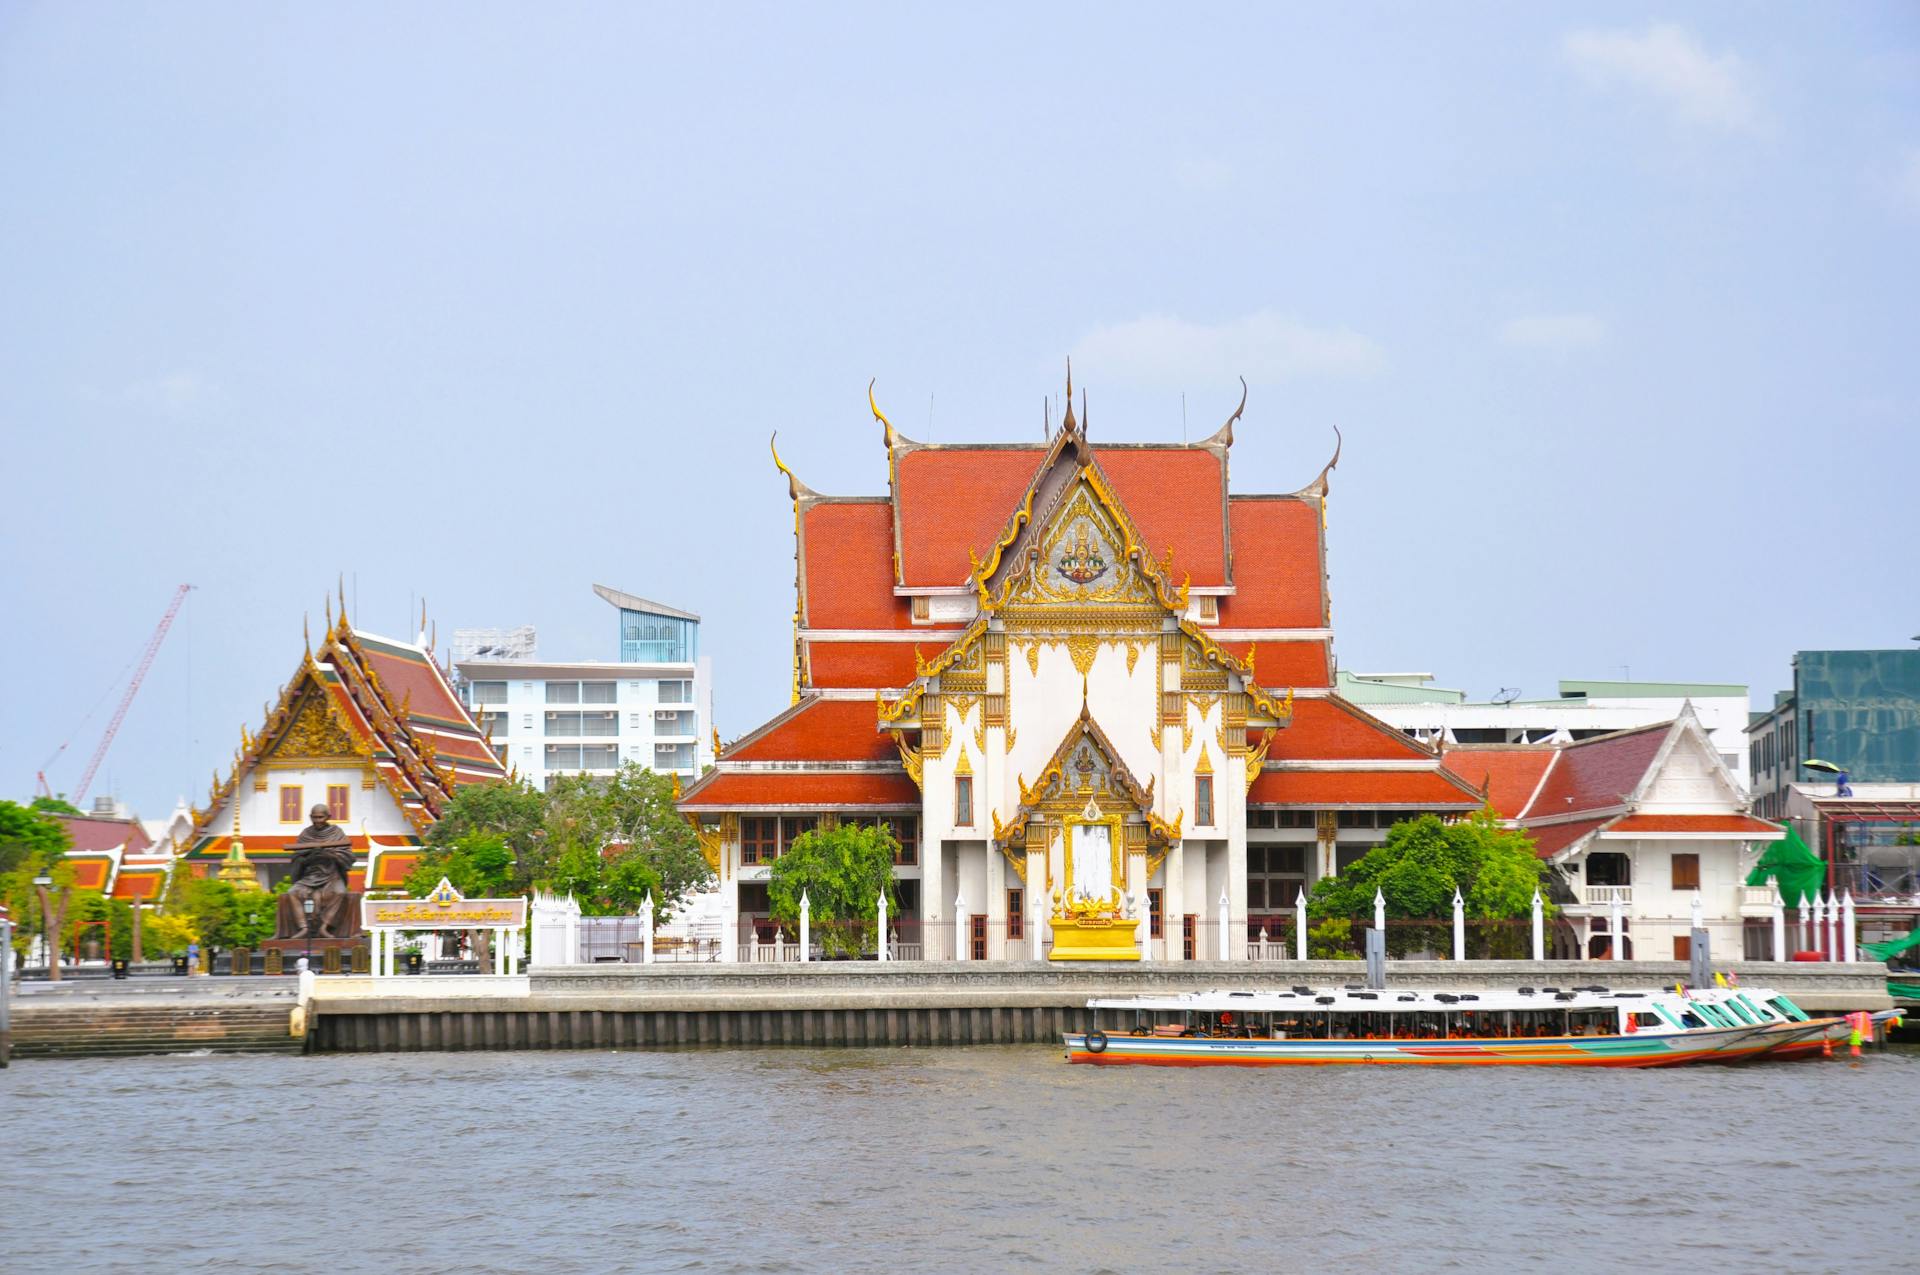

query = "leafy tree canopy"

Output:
[[0, 798, 70, 876], [403, 832, 518, 900], [172, 878, 276, 952], [765, 824, 898, 958], [541, 766, 710, 918], [1310, 811, 1551, 924], [30, 795, 83, 816], [423, 778, 547, 862]]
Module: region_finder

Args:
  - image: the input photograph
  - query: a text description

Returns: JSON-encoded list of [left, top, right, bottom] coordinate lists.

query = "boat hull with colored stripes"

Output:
[[1063, 1024, 1778, 1068]]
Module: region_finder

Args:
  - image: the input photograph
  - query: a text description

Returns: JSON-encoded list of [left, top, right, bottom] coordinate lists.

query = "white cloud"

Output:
[[1562, 23, 1757, 131], [1499, 313, 1608, 352], [1070, 311, 1385, 387]]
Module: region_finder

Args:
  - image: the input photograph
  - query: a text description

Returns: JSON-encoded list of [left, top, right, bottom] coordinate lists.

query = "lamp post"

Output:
[[303, 897, 315, 970], [33, 874, 69, 985]]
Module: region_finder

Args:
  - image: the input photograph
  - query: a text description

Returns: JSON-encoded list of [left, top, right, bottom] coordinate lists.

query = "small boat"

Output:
[[1062, 985, 1843, 1068]]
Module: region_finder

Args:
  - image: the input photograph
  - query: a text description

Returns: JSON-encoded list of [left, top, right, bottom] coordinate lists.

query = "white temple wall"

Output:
[[1637, 731, 1743, 813], [1002, 639, 1162, 823], [214, 765, 411, 840]]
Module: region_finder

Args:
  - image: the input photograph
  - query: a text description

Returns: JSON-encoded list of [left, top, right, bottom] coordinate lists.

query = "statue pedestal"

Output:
[[1047, 914, 1141, 961]]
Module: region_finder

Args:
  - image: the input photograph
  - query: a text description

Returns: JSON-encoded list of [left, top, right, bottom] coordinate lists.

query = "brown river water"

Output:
[[3, 1045, 1915, 1273]]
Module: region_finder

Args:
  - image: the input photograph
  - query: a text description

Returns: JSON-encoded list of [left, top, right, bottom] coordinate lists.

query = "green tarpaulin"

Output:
[[1862, 929, 1920, 963], [1744, 824, 1825, 907]]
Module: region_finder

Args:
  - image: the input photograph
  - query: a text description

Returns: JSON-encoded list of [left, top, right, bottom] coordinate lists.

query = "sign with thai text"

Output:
[[361, 877, 527, 929]]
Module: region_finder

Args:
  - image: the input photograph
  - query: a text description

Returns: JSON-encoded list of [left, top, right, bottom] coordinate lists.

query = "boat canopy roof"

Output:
[[1084, 986, 1790, 1016]]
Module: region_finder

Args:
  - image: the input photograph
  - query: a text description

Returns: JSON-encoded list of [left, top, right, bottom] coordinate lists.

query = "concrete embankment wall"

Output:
[[305, 959, 1894, 1054], [9, 1001, 303, 1060]]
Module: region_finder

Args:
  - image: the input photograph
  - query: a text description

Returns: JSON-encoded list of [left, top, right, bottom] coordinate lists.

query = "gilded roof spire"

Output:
[[1060, 359, 1077, 435], [868, 378, 896, 449]]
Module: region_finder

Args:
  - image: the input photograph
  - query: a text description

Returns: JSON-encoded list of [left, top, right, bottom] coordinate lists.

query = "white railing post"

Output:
[[1217, 887, 1230, 962], [952, 890, 964, 963], [641, 891, 656, 966], [1373, 888, 1386, 934], [878, 891, 890, 962], [1690, 888, 1703, 934], [1451, 887, 1465, 962], [1530, 889, 1544, 962], [1295, 888, 1308, 963], [1812, 891, 1827, 959], [1769, 884, 1786, 962], [1608, 894, 1624, 962], [1826, 889, 1839, 961], [799, 890, 811, 963], [1842, 891, 1857, 963]]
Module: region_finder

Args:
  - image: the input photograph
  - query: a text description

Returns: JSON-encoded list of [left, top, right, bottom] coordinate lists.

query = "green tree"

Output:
[[403, 832, 518, 899], [765, 824, 899, 958], [174, 878, 278, 953], [543, 840, 664, 916], [29, 795, 83, 816], [422, 777, 547, 871], [0, 798, 70, 876], [1308, 811, 1552, 958], [543, 766, 711, 918]]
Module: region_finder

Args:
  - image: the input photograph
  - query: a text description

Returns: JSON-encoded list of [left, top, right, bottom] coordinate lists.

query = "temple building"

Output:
[[180, 598, 506, 891], [677, 377, 1488, 961], [1445, 708, 1784, 960]]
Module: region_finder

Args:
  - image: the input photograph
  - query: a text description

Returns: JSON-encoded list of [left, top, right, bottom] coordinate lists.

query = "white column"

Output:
[[877, 890, 890, 962], [1769, 885, 1786, 962], [1825, 890, 1839, 961], [952, 890, 965, 963], [1803, 893, 1816, 953], [1530, 889, 1544, 963], [1689, 888, 1703, 934], [1811, 891, 1826, 958], [1217, 887, 1231, 962], [1373, 887, 1386, 935], [564, 894, 580, 967], [1139, 890, 1152, 962], [641, 892, 656, 966], [1451, 887, 1465, 962], [1294, 888, 1308, 962], [1842, 891, 1857, 963], [799, 891, 811, 963], [1165, 840, 1185, 962], [1608, 894, 1624, 962]]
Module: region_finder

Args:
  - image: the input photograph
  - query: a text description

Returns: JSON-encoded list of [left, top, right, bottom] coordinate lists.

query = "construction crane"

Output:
[[49, 584, 195, 805]]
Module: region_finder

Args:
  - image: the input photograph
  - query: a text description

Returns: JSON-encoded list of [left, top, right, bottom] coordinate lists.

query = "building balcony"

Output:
[[1565, 884, 1632, 912]]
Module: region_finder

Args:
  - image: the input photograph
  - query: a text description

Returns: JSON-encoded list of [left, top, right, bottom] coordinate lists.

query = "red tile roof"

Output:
[[895, 447, 1047, 586], [806, 641, 922, 689], [1216, 497, 1324, 629], [802, 501, 913, 630], [726, 697, 896, 764], [1094, 449, 1227, 583], [63, 858, 113, 890], [1607, 814, 1782, 837], [893, 444, 1230, 588], [678, 771, 921, 809], [54, 815, 153, 855], [1440, 746, 1557, 820], [1247, 768, 1483, 807], [1520, 723, 1669, 818], [1216, 639, 1332, 689], [1272, 697, 1440, 763], [1523, 817, 1614, 859], [110, 870, 166, 900]]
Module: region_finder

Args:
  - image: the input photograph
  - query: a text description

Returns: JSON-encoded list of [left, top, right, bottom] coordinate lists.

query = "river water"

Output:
[[4, 1045, 1914, 1273]]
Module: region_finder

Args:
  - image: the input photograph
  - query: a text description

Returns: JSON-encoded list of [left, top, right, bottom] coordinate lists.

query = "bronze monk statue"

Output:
[[275, 804, 358, 939]]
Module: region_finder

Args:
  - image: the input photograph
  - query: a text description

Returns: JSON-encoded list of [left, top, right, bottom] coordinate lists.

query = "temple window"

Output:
[[278, 785, 303, 822], [741, 817, 778, 864], [780, 816, 818, 852], [1195, 775, 1214, 827], [1149, 888, 1164, 938], [954, 776, 974, 826], [1671, 853, 1700, 890], [1008, 888, 1024, 940], [326, 785, 350, 821]]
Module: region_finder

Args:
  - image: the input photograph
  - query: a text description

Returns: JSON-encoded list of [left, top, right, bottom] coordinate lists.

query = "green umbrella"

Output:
[[1803, 759, 1843, 775]]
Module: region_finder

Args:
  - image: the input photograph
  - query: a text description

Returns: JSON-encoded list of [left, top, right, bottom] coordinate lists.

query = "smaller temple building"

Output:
[[180, 601, 506, 892], [1446, 706, 1783, 961]]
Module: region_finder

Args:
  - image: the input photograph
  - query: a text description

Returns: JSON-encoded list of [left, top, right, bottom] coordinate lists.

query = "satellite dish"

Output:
[[1493, 687, 1521, 705]]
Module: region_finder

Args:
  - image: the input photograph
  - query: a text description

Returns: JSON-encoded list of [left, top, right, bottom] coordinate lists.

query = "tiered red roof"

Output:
[[679, 772, 921, 811], [1247, 769, 1483, 807], [725, 698, 895, 764], [1438, 746, 1557, 820], [1607, 814, 1781, 837], [54, 814, 154, 855], [1216, 497, 1325, 629], [1519, 722, 1668, 819]]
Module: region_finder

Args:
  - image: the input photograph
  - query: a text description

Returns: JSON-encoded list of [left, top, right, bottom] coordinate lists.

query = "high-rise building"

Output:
[[456, 585, 713, 790]]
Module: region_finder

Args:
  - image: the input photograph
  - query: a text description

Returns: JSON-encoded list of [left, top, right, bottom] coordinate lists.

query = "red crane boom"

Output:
[[72, 583, 194, 804]]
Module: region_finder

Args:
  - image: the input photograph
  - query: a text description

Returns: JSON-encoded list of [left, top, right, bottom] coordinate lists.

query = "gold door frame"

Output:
[[1060, 809, 1126, 908]]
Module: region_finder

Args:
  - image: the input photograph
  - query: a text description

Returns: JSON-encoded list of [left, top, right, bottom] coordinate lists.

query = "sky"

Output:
[[2, 3, 1916, 817]]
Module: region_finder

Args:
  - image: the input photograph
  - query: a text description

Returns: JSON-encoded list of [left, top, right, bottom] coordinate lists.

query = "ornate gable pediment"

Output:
[[262, 680, 364, 764], [993, 705, 1179, 847]]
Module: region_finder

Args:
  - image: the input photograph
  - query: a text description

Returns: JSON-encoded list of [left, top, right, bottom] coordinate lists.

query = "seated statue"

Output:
[[275, 804, 359, 939]]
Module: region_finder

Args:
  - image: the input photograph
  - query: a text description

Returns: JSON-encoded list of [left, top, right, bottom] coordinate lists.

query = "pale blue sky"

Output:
[[3, 3, 1916, 815]]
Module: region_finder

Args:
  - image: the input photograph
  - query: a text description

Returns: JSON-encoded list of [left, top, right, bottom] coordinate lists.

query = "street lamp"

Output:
[[32, 874, 66, 984], [303, 898, 315, 970]]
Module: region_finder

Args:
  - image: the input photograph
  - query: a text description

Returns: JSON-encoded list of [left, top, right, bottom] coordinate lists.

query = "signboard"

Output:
[[361, 877, 527, 930]]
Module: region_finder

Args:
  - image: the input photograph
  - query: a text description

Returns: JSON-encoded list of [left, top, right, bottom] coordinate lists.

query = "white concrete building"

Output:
[[1342, 673, 1753, 792], [456, 586, 713, 789]]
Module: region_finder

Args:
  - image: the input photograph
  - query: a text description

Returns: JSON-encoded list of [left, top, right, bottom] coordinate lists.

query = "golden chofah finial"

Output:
[[1211, 376, 1248, 448], [769, 431, 806, 502], [325, 590, 333, 629], [1060, 358, 1078, 434], [338, 572, 347, 618], [303, 613, 311, 656], [868, 378, 896, 448]]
